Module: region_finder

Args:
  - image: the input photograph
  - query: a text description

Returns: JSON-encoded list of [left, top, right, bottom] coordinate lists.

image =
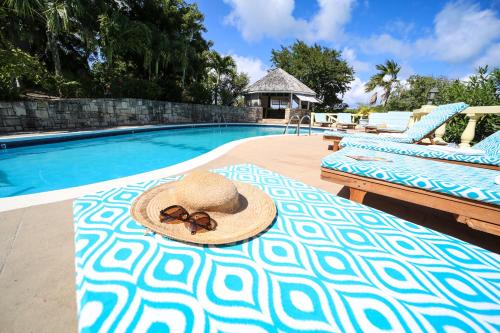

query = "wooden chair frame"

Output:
[[320, 167, 500, 236]]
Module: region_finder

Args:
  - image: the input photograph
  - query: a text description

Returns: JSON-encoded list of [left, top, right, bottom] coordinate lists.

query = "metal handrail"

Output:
[[283, 115, 300, 134], [298, 115, 312, 136], [213, 113, 228, 127], [220, 113, 227, 127]]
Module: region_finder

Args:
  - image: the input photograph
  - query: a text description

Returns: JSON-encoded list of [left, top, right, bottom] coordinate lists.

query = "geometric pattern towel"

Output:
[[324, 102, 469, 143], [321, 147, 500, 205], [73, 164, 500, 332], [339, 136, 500, 167]]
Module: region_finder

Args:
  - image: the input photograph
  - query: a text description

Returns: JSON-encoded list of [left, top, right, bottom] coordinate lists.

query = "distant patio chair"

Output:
[[335, 113, 353, 124], [367, 111, 413, 132], [313, 113, 334, 127], [387, 111, 412, 131]]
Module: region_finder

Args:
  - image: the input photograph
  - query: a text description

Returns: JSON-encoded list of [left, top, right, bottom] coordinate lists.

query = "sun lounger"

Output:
[[74, 164, 500, 332], [321, 148, 500, 235], [367, 112, 410, 133], [387, 111, 412, 131], [339, 131, 500, 170], [324, 103, 468, 151], [335, 113, 356, 129], [313, 113, 335, 127]]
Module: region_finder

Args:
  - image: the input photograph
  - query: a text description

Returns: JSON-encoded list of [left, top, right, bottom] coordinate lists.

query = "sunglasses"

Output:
[[159, 205, 217, 235]]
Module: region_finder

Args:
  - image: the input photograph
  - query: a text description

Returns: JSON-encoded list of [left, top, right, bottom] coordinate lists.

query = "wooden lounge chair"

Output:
[[323, 102, 468, 151], [320, 147, 500, 235], [334, 113, 356, 129], [313, 113, 335, 127], [338, 131, 500, 170]]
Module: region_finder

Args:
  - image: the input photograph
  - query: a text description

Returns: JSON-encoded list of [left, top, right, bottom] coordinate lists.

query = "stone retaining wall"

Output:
[[0, 98, 263, 133]]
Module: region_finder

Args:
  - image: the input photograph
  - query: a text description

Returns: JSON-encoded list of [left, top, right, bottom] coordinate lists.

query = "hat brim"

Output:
[[130, 180, 276, 245]]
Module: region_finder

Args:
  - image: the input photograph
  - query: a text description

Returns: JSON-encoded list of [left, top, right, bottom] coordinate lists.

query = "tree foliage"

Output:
[[0, 0, 248, 105], [271, 40, 354, 109], [437, 66, 500, 143], [385, 75, 449, 111]]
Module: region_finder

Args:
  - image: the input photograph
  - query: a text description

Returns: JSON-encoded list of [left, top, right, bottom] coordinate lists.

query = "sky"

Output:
[[194, 0, 500, 106]]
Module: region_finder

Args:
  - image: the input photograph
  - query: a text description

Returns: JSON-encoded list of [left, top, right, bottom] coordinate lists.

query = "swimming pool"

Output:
[[0, 125, 317, 197]]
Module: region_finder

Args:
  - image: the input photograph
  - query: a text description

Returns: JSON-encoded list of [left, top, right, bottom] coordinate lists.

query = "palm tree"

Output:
[[5, 0, 79, 77], [207, 51, 236, 105], [365, 59, 401, 105]]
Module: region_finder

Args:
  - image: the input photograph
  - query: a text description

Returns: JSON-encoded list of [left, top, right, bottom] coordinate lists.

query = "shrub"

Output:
[[438, 66, 499, 143], [0, 47, 47, 100]]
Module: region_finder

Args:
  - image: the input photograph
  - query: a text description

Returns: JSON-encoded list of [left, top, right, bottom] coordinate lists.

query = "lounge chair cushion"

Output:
[[339, 136, 500, 167], [73, 163, 500, 332], [473, 130, 500, 157], [314, 113, 328, 123], [336, 113, 353, 124], [387, 111, 412, 131], [324, 129, 415, 143], [403, 102, 468, 141], [322, 147, 500, 205], [324, 102, 468, 143]]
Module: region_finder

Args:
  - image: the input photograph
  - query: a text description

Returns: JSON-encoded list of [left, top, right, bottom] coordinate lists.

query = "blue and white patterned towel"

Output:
[[73, 164, 500, 332]]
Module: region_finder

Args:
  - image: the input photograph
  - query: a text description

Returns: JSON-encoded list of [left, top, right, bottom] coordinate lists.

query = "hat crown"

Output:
[[175, 171, 240, 213]]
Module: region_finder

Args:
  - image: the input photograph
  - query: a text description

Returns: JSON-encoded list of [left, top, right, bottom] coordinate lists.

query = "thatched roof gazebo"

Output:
[[244, 68, 321, 119]]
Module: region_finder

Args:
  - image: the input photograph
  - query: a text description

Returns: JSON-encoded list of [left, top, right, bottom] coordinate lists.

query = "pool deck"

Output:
[[1, 134, 499, 332]]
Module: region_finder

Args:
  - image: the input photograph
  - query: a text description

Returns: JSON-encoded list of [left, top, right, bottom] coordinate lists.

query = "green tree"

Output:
[[271, 40, 354, 109], [385, 75, 450, 111], [207, 51, 236, 105], [219, 71, 249, 106], [365, 59, 401, 105], [4, 0, 81, 76]]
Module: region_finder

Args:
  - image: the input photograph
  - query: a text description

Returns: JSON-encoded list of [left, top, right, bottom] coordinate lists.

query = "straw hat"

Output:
[[131, 170, 276, 245]]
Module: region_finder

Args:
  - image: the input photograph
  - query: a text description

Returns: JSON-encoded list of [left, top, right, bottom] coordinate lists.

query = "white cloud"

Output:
[[343, 77, 383, 107], [359, 1, 500, 64], [231, 54, 268, 83], [223, 0, 354, 42], [307, 0, 353, 41], [415, 1, 500, 63], [474, 43, 500, 68], [359, 34, 413, 58], [342, 47, 371, 73]]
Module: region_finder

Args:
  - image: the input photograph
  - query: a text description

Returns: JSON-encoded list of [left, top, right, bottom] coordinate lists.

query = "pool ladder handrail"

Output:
[[283, 115, 300, 134], [297, 115, 312, 136], [283, 115, 311, 135], [213, 113, 227, 127]]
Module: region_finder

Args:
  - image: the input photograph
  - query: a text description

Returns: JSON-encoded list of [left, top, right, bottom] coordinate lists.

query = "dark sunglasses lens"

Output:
[[190, 212, 211, 226], [161, 205, 188, 220]]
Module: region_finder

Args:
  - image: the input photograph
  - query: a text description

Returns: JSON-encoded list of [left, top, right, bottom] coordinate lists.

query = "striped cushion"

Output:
[[403, 102, 468, 141], [323, 130, 415, 143], [321, 147, 500, 205], [474, 131, 500, 157], [339, 136, 500, 167]]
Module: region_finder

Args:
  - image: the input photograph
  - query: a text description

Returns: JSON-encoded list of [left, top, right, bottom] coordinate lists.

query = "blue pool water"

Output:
[[0, 125, 315, 197]]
